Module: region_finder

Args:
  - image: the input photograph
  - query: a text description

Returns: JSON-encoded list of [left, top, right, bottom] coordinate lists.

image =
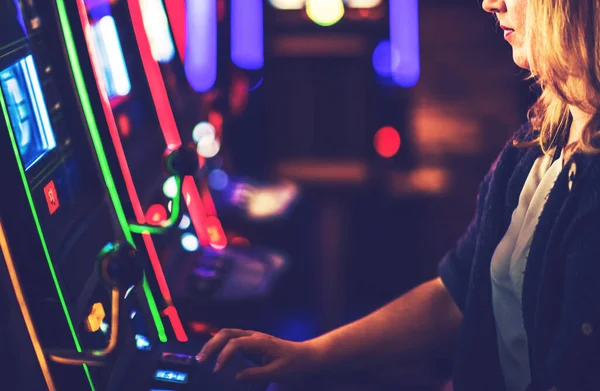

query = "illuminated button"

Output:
[[135, 334, 151, 350], [43, 180, 60, 215], [154, 369, 188, 384], [86, 302, 106, 332]]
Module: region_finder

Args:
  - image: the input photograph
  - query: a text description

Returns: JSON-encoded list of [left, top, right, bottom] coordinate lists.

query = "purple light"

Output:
[[248, 76, 264, 91], [372, 40, 392, 77], [185, 0, 217, 92], [389, 0, 420, 87], [208, 169, 229, 191], [194, 266, 217, 278], [231, 0, 264, 70], [13, 0, 27, 36]]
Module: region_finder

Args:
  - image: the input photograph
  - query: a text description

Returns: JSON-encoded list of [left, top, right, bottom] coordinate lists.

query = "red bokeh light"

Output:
[[146, 204, 168, 225], [116, 113, 131, 138], [374, 126, 401, 158]]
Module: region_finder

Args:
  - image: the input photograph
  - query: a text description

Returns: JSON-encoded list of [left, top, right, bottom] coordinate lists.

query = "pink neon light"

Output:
[[128, 0, 182, 148], [141, 233, 174, 304], [200, 182, 217, 216], [164, 0, 186, 61], [163, 305, 188, 342], [205, 216, 227, 250]]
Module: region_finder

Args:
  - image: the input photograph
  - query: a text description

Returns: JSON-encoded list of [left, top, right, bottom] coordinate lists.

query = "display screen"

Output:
[[154, 369, 188, 384], [0, 55, 56, 169], [89, 15, 131, 100]]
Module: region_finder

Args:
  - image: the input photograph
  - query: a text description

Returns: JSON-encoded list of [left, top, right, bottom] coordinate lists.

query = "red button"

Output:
[[43, 180, 59, 215]]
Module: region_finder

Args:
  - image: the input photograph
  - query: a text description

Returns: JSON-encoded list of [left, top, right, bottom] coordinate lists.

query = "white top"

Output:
[[490, 150, 563, 391]]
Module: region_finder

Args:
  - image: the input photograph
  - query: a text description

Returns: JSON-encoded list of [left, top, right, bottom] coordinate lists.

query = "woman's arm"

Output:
[[307, 277, 462, 372]]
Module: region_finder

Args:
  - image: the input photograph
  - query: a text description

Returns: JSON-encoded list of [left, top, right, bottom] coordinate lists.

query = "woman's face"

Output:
[[482, 0, 529, 69]]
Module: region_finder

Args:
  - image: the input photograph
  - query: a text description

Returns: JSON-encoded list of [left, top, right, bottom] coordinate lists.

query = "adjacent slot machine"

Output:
[[60, 0, 287, 313]]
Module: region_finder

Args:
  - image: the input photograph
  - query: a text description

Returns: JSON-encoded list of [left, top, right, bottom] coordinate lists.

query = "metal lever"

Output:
[[48, 287, 120, 366], [47, 242, 143, 366]]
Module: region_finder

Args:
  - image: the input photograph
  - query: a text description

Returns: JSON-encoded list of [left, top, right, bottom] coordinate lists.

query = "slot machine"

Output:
[[56, 0, 288, 316], [0, 0, 266, 389]]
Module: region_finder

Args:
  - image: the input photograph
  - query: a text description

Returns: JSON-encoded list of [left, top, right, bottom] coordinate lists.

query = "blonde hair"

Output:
[[516, 0, 600, 154]]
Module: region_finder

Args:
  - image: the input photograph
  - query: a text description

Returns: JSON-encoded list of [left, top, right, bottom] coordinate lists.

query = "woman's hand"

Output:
[[197, 328, 322, 382]]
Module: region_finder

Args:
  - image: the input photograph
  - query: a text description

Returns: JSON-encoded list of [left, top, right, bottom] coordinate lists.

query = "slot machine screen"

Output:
[[0, 55, 56, 169]]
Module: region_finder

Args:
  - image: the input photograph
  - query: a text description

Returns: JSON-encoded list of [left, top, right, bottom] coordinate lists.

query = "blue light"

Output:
[[0, 56, 57, 169], [13, 0, 27, 36], [90, 16, 132, 98], [135, 334, 151, 350], [154, 369, 188, 384], [372, 40, 393, 77], [271, 315, 317, 342], [185, 0, 217, 92], [389, 0, 420, 87], [231, 0, 264, 70], [208, 169, 229, 191], [248, 76, 264, 91], [181, 233, 199, 252]]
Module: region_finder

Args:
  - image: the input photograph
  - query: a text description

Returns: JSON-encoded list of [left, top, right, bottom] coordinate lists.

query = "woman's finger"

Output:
[[213, 336, 271, 372], [197, 329, 253, 362]]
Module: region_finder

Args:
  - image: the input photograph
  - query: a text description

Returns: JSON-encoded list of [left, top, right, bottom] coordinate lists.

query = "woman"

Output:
[[198, 0, 600, 389]]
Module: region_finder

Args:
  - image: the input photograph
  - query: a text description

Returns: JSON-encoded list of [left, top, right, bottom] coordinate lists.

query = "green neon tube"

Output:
[[143, 275, 167, 343], [0, 92, 96, 391], [54, 0, 131, 244], [55, 0, 167, 341]]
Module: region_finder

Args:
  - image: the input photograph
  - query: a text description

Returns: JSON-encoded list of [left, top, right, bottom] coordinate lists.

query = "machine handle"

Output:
[[48, 288, 120, 366], [47, 242, 143, 366]]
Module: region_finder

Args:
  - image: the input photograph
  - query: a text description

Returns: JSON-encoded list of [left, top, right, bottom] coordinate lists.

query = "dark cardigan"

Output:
[[438, 124, 600, 391]]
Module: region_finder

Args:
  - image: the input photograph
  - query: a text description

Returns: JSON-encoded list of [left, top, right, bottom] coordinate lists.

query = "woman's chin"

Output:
[[512, 51, 530, 70]]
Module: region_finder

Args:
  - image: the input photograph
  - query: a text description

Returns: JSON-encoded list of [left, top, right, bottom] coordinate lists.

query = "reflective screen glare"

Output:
[[89, 16, 132, 99], [0, 55, 56, 169]]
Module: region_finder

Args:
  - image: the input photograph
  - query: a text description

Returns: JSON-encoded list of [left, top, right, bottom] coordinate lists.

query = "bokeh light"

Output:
[[181, 233, 200, 252], [162, 176, 179, 198], [269, 0, 305, 10], [209, 169, 229, 190], [374, 126, 401, 158], [305, 0, 344, 27]]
